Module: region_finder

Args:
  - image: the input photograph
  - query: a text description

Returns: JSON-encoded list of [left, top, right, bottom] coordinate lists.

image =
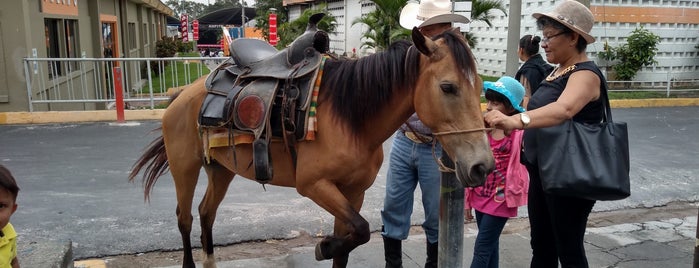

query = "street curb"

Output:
[[18, 239, 73, 268], [0, 98, 697, 125], [0, 109, 165, 125]]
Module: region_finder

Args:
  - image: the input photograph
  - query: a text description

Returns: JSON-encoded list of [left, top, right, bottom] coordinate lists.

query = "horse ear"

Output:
[[451, 27, 461, 35], [412, 27, 436, 56]]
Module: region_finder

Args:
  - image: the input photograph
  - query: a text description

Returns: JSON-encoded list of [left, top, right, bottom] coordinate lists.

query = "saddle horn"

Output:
[[288, 13, 330, 64]]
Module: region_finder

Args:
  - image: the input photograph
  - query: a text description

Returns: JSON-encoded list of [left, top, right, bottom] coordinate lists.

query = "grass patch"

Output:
[[140, 60, 211, 94], [608, 91, 667, 99], [178, 52, 202, 57], [480, 74, 499, 82]]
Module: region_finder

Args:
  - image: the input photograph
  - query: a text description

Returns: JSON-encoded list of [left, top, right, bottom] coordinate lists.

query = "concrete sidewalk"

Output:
[[153, 203, 698, 268]]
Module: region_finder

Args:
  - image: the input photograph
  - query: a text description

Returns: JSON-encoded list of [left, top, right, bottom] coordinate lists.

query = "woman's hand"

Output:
[[484, 110, 520, 131]]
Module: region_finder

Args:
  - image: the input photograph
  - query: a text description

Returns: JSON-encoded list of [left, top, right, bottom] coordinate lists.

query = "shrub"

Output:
[[599, 27, 660, 81]]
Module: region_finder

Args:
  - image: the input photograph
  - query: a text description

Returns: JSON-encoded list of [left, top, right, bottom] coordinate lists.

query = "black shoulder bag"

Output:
[[535, 79, 631, 201]]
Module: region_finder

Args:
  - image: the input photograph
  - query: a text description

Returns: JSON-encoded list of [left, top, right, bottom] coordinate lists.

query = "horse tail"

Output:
[[128, 132, 169, 202]]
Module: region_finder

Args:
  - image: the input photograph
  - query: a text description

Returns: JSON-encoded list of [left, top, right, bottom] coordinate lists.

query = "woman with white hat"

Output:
[[484, 1, 603, 267], [381, 0, 468, 267]]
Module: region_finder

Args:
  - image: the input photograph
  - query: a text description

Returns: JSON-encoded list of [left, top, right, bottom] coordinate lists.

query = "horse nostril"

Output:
[[469, 163, 491, 186]]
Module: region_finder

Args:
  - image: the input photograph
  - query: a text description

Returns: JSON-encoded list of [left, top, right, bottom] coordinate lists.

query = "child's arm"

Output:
[[11, 256, 18, 268]]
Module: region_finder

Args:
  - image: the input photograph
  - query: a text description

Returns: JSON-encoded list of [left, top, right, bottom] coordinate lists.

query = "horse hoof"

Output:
[[315, 243, 331, 261]]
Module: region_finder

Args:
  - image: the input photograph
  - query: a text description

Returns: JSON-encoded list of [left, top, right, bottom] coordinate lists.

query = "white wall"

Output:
[[286, 0, 699, 82]]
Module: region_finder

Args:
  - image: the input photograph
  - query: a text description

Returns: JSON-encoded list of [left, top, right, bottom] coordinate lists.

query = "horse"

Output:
[[129, 27, 494, 268]]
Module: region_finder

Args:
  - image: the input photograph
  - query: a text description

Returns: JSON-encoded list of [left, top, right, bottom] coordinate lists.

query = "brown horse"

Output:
[[129, 28, 494, 268]]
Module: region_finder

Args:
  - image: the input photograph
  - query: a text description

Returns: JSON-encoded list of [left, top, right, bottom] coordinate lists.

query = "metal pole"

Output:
[[667, 70, 671, 98], [438, 150, 464, 267], [694, 207, 698, 268], [112, 67, 125, 123]]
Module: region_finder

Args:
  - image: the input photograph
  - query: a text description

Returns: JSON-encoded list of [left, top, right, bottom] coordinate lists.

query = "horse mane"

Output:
[[319, 31, 477, 137], [319, 40, 420, 135], [433, 30, 478, 80]]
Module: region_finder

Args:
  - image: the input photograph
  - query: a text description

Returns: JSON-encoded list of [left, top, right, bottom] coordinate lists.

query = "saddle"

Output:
[[198, 13, 330, 184]]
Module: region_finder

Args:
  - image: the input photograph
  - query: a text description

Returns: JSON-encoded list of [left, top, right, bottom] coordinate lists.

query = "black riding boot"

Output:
[[425, 241, 438, 268], [383, 235, 403, 268]]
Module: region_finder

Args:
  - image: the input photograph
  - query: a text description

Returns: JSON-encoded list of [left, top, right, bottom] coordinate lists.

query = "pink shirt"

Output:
[[466, 130, 528, 218]]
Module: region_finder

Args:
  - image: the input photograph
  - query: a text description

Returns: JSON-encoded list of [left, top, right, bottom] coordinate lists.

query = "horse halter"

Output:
[[431, 127, 492, 173]]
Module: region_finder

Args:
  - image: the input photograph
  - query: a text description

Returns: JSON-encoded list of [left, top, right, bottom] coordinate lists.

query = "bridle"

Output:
[[431, 127, 492, 173]]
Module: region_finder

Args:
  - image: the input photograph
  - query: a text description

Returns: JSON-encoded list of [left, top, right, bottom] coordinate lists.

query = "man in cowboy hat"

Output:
[[381, 1, 469, 267]]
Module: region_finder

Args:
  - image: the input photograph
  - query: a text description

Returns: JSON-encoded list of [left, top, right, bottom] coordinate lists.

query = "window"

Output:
[[128, 22, 137, 49], [44, 18, 80, 79], [142, 23, 149, 45]]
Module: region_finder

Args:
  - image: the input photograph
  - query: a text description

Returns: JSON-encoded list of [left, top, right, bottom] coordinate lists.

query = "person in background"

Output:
[[465, 77, 528, 268], [484, 1, 603, 267], [381, 0, 469, 267], [0, 165, 20, 268], [515, 35, 554, 108]]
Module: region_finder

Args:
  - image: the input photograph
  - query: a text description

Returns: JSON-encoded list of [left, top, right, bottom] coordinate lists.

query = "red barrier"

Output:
[[269, 13, 277, 46], [112, 67, 125, 123]]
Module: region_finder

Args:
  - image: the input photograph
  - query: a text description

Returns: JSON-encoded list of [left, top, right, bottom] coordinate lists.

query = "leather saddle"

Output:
[[198, 13, 330, 184]]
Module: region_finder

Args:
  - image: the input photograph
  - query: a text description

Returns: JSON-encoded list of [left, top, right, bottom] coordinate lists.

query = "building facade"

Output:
[[284, 0, 698, 82], [0, 0, 173, 112]]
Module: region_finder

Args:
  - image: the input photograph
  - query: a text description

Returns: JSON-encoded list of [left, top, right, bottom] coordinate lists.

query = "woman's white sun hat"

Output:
[[399, 0, 470, 30], [532, 0, 596, 44]]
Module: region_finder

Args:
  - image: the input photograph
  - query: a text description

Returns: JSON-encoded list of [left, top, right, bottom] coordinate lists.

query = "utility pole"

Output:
[[505, 0, 521, 76], [438, 153, 464, 267], [240, 0, 245, 38], [694, 207, 698, 268]]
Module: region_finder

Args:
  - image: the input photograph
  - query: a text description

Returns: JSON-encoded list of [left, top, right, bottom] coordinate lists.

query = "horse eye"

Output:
[[440, 83, 458, 95]]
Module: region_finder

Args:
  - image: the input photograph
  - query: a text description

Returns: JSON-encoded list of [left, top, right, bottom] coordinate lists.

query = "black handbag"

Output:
[[535, 82, 630, 201]]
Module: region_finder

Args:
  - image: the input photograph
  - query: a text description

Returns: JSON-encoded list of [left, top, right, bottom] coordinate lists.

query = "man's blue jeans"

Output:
[[470, 210, 509, 268], [381, 132, 442, 244]]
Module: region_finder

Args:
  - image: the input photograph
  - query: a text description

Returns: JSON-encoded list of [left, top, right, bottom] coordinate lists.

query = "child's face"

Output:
[[0, 188, 17, 229], [486, 99, 514, 114]]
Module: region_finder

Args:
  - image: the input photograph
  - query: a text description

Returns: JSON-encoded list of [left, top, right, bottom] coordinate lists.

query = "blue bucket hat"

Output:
[[483, 76, 525, 113]]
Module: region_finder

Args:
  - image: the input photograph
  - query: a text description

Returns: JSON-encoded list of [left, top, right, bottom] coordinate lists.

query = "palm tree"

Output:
[[465, 0, 507, 48], [354, 0, 506, 50], [352, 0, 410, 51]]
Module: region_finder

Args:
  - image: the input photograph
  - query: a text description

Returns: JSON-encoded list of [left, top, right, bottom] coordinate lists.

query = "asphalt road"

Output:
[[1, 106, 698, 259]]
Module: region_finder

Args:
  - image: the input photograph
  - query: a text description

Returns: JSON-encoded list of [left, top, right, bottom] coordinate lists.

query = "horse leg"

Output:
[[298, 180, 370, 267], [330, 191, 367, 268], [198, 162, 235, 268], [171, 161, 202, 268]]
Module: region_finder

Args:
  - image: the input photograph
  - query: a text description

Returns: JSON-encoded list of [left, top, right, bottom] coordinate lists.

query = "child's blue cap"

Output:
[[483, 76, 526, 113]]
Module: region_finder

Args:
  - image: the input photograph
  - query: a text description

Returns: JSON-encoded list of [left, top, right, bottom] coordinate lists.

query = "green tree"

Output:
[[276, 5, 337, 49], [599, 26, 661, 81], [463, 0, 506, 48], [165, 0, 206, 18], [352, 0, 410, 51]]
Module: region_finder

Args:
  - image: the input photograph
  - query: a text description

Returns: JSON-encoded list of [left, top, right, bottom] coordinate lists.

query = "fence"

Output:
[[606, 77, 699, 97], [22, 57, 227, 112], [22, 57, 699, 112], [602, 69, 699, 97]]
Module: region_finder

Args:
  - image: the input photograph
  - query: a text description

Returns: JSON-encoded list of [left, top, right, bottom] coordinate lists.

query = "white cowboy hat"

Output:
[[532, 0, 596, 44], [399, 0, 470, 30]]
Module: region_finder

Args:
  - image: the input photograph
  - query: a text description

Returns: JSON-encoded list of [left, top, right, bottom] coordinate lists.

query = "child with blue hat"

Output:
[[483, 76, 526, 114], [465, 76, 529, 268]]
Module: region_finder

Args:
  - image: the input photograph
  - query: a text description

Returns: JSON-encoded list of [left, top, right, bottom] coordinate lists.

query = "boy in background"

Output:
[[0, 165, 19, 268]]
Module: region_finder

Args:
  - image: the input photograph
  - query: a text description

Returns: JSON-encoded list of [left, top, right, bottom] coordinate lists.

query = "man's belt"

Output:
[[403, 131, 433, 144]]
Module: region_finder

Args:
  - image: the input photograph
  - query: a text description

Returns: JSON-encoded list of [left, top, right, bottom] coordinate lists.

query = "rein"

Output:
[[431, 127, 492, 173]]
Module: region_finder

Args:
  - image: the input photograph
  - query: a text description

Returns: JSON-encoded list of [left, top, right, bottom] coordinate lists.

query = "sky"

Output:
[[188, 0, 255, 6]]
